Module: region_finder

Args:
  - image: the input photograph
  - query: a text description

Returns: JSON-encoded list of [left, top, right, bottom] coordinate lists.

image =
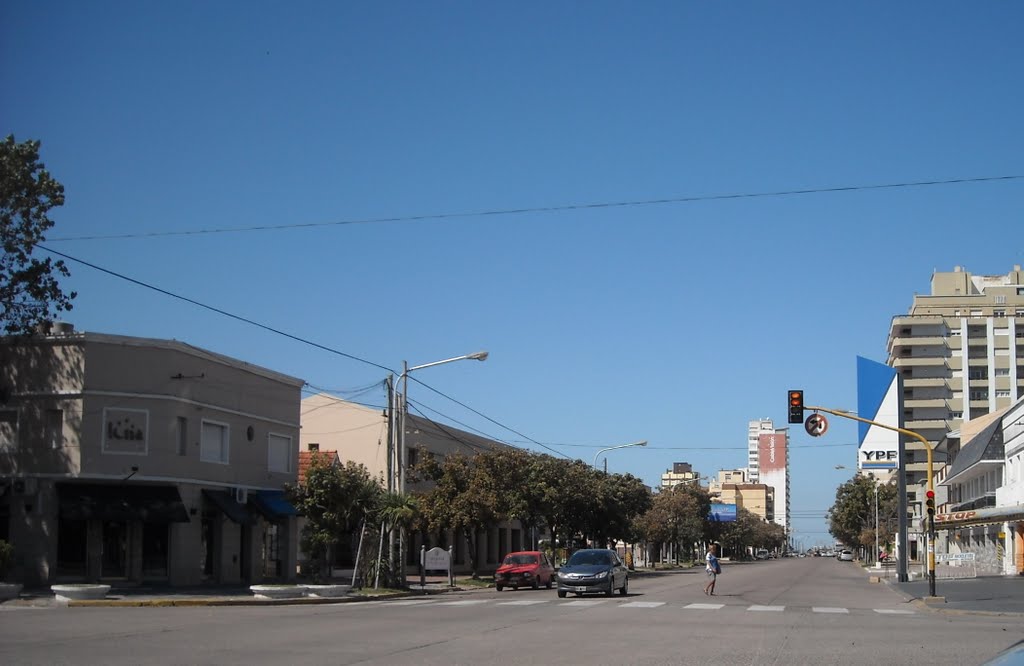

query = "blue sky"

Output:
[[3, 1, 1022, 547]]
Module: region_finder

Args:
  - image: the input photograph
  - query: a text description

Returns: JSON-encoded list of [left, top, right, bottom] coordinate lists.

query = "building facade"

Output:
[[299, 393, 535, 574], [747, 419, 774, 483], [886, 266, 1024, 524], [0, 327, 302, 587], [660, 462, 702, 489]]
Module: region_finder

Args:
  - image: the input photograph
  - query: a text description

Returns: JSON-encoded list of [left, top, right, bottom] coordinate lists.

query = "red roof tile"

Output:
[[297, 450, 340, 485]]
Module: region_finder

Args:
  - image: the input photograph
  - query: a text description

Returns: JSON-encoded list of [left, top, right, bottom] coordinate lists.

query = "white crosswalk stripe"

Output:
[[561, 600, 608, 607], [683, 603, 724, 610], [620, 601, 665, 608], [435, 600, 490, 606], [874, 608, 916, 615], [497, 600, 550, 606], [813, 607, 849, 614], [748, 605, 785, 612]]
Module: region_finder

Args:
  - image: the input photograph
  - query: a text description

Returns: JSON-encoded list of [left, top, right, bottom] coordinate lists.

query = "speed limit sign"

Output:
[[805, 413, 828, 437]]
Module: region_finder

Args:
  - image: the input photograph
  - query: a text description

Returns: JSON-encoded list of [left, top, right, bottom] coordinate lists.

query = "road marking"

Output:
[[812, 607, 849, 614], [748, 605, 785, 612], [387, 600, 437, 606], [434, 600, 489, 606], [620, 601, 665, 608], [497, 600, 550, 606], [874, 609, 916, 615], [561, 600, 608, 607], [684, 603, 724, 610]]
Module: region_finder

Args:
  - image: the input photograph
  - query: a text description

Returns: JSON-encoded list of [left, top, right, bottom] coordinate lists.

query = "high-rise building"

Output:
[[886, 266, 1024, 489], [660, 462, 702, 489], [747, 419, 774, 482], [746, 420, 790, 538]]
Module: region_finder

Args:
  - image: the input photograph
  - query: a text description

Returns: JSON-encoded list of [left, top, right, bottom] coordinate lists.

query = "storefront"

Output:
[[935, 505, 1024, 576]]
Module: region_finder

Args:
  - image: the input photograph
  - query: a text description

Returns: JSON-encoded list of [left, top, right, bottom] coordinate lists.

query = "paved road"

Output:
[[1, 558, 1021, 665]]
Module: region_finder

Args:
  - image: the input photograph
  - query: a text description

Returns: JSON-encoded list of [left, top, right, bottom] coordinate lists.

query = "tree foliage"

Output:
[[827, 474, 899, 552], [635, 483, 710, 560], [1, 135, 76, 335], [287, 457, 382, 581]]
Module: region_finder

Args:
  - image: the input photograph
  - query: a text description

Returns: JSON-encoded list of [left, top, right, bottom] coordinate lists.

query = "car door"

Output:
[[613, 553, 625, 588]]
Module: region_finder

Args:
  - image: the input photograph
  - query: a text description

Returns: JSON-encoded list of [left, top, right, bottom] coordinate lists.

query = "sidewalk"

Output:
[[881, 573, 1024, 615], [1, 581, 462, 608]]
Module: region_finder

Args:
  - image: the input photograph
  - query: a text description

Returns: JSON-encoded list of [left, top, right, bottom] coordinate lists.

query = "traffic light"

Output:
[[925, 489, 936, 517], [788, 390, 804, 424]]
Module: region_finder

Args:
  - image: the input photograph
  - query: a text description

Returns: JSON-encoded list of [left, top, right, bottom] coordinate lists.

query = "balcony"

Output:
[[949, 494, 996, 513], [892, 357, 948, 368], [903, 378, 948, 388]]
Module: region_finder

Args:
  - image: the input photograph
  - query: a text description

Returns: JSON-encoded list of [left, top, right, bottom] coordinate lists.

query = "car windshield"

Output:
[[503, 554, 538, 565], [567, 551, 612, 566]]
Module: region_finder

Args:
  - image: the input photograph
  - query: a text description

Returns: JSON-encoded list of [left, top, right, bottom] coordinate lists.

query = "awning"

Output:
[[202, 489, 256, 525], [934, 504, 1024, 530], [249, 490, 298, 520], [58, 483, 189, 523]]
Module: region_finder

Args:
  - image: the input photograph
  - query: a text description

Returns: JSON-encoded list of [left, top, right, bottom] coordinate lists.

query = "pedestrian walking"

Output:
[[704, 543, 721, 596]]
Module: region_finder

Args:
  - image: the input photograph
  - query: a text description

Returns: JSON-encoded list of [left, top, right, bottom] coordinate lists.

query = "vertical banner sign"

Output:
[[856, 356, 899, 470], [757, 432, 788, 530]]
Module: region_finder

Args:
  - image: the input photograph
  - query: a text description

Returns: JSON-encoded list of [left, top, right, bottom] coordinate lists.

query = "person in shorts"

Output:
[[704, 543, 720, 596]]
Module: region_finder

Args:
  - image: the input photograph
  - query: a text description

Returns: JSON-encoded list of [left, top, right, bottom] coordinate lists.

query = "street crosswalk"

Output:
[[367, 597, 917, 616]]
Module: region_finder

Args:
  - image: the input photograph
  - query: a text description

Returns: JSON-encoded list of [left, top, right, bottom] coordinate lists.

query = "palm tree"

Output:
[[375, 493, 419, 588]]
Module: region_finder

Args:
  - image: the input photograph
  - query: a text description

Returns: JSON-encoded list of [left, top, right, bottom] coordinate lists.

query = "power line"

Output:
[[47, 175, 1023, 242]]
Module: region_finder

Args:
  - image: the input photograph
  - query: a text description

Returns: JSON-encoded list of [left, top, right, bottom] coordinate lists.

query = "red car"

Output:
[[494, 551, 555, 591]]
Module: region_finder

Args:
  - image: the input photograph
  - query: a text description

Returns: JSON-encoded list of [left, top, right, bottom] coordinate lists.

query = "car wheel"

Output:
[[557, 590, 567, 598], [531, 578, 539, 590], [619, 577, 628, 596], [496, 584, 503, 592], [604, 578, 614, 597], [512, 585, 518, 591], [545, 576, 553, 590]]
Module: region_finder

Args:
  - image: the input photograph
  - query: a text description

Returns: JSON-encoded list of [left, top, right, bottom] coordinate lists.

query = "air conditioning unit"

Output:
[[13, 477, 39, 496], [233, 487, 248, 504]]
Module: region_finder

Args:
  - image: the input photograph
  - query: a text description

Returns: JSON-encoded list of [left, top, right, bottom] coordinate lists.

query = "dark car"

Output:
[[556, 548, 628, 598], [494, 551, 555, 591]]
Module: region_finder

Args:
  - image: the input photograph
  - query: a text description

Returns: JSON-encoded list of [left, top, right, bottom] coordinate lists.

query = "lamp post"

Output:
[[874, 484, 880, 567], [388, 351, 488, 585], [593, 440, 647, 473]]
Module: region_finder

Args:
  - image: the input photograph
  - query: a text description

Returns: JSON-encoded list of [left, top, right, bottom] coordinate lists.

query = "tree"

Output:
[[636, 483, 710, 563], [1, 136, 76, 335], [827, 474, 898, 552], [288, 457, 382, 581]]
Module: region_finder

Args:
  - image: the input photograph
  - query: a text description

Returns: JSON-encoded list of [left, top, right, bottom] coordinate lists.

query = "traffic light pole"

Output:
[[804, 404, 937, 598]]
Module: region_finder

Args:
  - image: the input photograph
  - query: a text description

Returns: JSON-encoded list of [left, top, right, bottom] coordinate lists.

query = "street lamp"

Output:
[[593, 440, 647, 473], [396, 351, 489, 494], [874, 484, 880, 567]]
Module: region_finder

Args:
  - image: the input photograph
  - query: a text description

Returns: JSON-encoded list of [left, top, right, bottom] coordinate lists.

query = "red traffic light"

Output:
[[787, 390, 804, 424], [925, 490, 935, 499]]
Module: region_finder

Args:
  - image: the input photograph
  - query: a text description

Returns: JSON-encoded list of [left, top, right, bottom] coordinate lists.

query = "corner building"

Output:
[[887, 266, 1024, 491]]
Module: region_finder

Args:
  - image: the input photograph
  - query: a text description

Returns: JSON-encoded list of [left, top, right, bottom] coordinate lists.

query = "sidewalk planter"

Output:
[[249, 584, 306, 600], [0, 582, 23, 601], [304, 584, 351, 598], [51, 584, 111, 602]]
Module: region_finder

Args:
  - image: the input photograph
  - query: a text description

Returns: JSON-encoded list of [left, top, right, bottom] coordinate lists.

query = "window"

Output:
[[200, 420, 229, 464], [995, 368, 1010, 377], [995, 295, 1007, 304], [950, 411, 963, 419], [407, 447, 419, 468], [268, 433, 292, 473], [970, 310, 982, 317], [176, 417, 188, 456], [45, 409, 63, 448], [0, 410, 18, 449], [994, 309, 1006, 318], [996, 390, 1011, 398], [951, 329, 962, 336], [969, 390, 988, 401]]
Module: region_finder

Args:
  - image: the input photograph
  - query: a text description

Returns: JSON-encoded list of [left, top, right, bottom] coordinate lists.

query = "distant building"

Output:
[[747, 419, 774, 483], [717, 483, 774, 523], [660, 462, 702, 489]]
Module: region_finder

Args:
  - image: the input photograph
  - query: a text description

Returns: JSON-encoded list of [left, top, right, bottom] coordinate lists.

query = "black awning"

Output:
[[58, 483, 189, 523], [202, 489, 256, 525], [249, 490, 299, 521]]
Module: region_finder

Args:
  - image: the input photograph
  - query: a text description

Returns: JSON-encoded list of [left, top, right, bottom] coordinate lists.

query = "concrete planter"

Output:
[[51, 584, 111, 602], [249, 584, 306, 600], [0, 582, 23, 601], [304, 584, 351, 598]]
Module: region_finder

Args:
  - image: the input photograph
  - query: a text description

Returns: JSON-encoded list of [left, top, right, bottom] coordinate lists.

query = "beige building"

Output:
[[709, 469, 774, 522], [300, 393, 533, 573], [659, 462, 702, 489], [0, 326, 302, 587], [887, 265, 1024, 515]]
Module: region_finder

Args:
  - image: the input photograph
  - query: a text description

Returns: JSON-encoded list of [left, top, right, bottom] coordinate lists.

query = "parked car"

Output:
[[838, 549, 854, 562], [556, 548, 628, 598], [494, 551, 554, 591]]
